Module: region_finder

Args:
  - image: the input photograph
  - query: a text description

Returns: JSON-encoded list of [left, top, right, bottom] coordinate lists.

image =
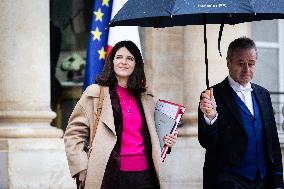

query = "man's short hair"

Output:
[[227, 37, 257, 59]]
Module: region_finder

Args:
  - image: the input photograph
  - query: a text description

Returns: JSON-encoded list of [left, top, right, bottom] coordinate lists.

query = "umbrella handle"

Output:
[[205, 89, 211, 100]]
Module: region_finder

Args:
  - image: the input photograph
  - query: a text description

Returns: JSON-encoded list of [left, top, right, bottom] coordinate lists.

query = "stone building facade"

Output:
[[1, 0, 283, 188]]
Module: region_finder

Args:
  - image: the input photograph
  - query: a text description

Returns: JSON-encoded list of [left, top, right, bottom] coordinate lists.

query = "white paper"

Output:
[[155, 110, 176, 149], [155, 100, 179, 119]]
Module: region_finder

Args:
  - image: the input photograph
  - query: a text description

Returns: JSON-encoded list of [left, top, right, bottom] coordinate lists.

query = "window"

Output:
[[252, 20, 284, 140]]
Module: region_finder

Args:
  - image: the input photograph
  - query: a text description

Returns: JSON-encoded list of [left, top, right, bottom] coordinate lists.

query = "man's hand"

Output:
[[199, 88, 217, 121], [76, 169, 87, 189]]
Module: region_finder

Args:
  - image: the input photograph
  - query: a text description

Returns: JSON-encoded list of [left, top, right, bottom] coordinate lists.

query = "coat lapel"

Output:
[[140, 92, 161, 174], [251, 84, 271, 137], [99, 87, 116, 136]]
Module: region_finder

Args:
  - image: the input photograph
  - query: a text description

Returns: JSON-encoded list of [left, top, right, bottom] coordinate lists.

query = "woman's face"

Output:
[[113, 47, 136, 81]]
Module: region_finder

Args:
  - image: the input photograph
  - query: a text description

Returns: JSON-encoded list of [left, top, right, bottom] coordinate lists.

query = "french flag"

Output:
[[83, 0, 141, 91], [107, 0, 141, 52]]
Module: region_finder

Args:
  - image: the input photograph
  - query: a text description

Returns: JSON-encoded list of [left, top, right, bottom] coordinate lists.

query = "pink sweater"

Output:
[[116, 85, 148, 171]]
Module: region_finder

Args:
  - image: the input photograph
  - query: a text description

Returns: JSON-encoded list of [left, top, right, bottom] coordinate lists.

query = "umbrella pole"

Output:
[[203, 16, 211, 99], [204, 24, 209, 90], [203, 16, 210, 92]]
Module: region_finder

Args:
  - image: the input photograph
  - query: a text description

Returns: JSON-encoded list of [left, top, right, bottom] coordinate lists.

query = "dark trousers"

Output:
[[118, 169, 159, 189], [217, 172, 266, 189]]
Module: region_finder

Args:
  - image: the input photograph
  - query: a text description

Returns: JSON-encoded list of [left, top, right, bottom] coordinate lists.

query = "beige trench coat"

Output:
[[64, 84, 162, 189]]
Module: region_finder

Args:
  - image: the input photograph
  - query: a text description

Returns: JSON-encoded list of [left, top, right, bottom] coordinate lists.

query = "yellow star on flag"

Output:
[[102, 0, 109, 7], [91, 27, 102, 41], [98, 47, 106, 60], [94, 8, 104, 22]]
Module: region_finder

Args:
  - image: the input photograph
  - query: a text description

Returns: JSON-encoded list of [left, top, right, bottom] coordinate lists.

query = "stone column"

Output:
[[0, 0, 74, 188], [143, 27, 204, 189], [143, 27, 185, 104]]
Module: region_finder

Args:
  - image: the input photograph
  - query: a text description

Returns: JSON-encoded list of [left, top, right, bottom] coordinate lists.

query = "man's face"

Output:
[[227, 48, 257, 86]]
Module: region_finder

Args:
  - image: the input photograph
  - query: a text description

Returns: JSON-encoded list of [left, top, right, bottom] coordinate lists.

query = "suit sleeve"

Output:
[[63, 99, 91, 177], [198, 95, 219, 150], [267, 93, 283, 188]]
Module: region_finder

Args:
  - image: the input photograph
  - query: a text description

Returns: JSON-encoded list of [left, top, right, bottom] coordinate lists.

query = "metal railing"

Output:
[[270, 92, 284, 133]]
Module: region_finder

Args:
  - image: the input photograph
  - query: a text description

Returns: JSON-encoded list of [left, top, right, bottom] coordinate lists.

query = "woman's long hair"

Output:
[[96, 40, 146, 95]]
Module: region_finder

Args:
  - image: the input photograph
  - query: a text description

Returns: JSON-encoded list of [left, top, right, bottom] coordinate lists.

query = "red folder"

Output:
[[155, 99, 186, 162]]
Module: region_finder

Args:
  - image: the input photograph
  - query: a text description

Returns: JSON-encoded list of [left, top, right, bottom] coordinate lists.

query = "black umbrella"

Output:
[[110, 0, 284, 89]]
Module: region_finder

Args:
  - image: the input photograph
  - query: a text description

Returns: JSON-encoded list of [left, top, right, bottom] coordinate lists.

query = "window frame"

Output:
[[253, 20, 284, 142]]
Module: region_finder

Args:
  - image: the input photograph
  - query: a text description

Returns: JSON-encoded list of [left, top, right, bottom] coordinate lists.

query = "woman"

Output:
[[64, 40, 177, 189]]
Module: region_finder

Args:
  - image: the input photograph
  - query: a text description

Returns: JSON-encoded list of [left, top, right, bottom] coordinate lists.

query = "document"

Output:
[[155, 99, 186, 162]]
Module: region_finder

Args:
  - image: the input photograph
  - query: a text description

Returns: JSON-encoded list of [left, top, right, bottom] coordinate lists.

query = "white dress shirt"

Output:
[[227, 76, 254, 116]]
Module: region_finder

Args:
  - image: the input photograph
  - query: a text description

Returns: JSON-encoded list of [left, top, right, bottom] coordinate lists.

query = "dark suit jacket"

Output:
[[198, 78, 283, 189]]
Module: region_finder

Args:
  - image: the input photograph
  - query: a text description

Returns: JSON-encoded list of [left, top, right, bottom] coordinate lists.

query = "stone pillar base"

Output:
[[178, 112, 198, 137], [160, 112, 204, 189], [0, 126, 63, 138], [0, 110, 63, 138], [0, 138, 75, 189], [160, 136, 205, 189]]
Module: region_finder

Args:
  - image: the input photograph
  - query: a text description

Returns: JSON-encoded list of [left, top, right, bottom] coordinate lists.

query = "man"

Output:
[[198, 37, 283, 189]]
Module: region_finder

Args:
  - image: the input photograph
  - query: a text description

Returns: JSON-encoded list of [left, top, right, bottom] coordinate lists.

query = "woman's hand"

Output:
[[76, 169, 87, 189], [163, 131, 178, 148]]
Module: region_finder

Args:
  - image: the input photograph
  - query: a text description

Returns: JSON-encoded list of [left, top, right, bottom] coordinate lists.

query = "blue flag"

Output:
[[83, 0, 113, 91]]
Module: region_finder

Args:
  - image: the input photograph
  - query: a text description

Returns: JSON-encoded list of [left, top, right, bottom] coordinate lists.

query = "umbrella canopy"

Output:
[[110, 0, 284, 27], [109, 0, 284, 89]]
